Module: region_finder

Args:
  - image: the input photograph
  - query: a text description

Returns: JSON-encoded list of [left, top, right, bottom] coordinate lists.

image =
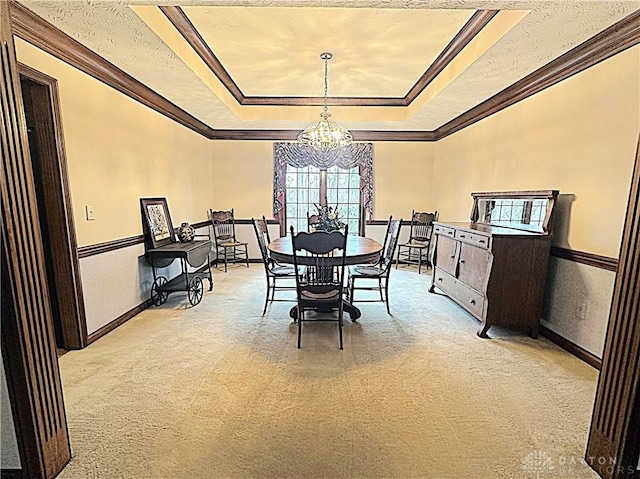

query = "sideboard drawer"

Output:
[[434, 224, 455, 238], [433, 269, 485, 319], [455, 230, 490, 249]]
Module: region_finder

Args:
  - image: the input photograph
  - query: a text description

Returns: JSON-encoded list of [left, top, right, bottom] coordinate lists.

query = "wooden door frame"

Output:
[[1, 1, 71, 477], [586, 134, 640, 479], [18, 63, 87, 350]]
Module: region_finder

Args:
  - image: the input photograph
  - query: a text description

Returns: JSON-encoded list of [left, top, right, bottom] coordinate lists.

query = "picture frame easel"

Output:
[[140, 197, 175, 249]]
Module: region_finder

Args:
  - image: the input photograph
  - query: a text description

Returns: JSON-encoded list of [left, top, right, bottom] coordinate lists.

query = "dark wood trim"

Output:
[[242, 96, 407, 107], [1, 2, 71, 476], [586, 134, 640, 479], [77, 235, 145, 258], [159, 6, 244, 105], [162, 7, 496, 108], [78, 221, 211, 258], [367, 219, 413, 226], [209, 130, 436, 142], [550, 246, 618, 272], [87, 300, 152, 345], [1, 470, 26, 479], [436, 10, 640, 140], [12, 3, 637, 144], [10, 1, 216, 139], [18, 62, 88, 350], [540, 326, 601, 370], [191, 220, 210, 230], [405, 10, 498, 104]]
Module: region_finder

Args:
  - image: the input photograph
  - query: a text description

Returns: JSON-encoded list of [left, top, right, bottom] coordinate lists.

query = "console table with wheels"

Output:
[[145, 240, 213, 307]]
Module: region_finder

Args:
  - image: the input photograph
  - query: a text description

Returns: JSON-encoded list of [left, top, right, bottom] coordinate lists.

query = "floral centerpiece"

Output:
[[310, 203, 346, 232]]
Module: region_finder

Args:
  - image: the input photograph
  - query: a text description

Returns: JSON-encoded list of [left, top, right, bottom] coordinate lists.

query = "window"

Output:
[[480, 198, 549, 229], [273, 142, 374, 236], [285, 165, 361, 234]]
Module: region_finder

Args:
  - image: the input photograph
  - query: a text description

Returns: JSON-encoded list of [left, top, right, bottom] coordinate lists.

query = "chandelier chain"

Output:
[[323, 56, 328, 113], [297, 51, 352, 150]]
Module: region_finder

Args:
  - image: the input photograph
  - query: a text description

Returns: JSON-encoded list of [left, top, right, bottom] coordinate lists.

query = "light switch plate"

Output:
[[85, 205, 95, 221]]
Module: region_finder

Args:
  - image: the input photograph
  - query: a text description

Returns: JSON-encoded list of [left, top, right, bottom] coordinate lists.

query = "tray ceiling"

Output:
[[16, 1, 640, 132]]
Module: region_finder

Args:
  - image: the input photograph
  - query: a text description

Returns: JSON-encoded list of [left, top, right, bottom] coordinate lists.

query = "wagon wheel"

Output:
[[151, 276, 169, 306], [188, 276, 204, 306]]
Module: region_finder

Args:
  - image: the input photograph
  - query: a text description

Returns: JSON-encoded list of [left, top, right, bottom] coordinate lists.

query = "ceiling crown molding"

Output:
[[160, 6, 497, 108], [435, 8, 640, 140], [10, 1, 640, 143], [10, 0, 216, 138]]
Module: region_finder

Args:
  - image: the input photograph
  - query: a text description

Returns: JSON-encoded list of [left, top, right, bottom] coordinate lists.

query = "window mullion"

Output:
[[319, 169, 327, 207]]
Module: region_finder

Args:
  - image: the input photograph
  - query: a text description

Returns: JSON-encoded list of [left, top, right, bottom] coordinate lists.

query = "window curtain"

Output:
[[273, 142, 374, 224]]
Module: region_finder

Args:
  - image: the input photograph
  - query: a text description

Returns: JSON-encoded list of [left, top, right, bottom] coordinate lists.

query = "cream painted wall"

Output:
[[209, 141, 274, 219], [15, 39, 215, 247], [434, 46, 639, 258], [210, 140, 435, 223], [371, 142, 436, 219], [15, 39, 218, 334]]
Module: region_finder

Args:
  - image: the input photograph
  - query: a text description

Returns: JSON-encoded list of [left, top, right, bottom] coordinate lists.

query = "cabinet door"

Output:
[[457, 242, 491, 292], [435, 235, 458, 276]]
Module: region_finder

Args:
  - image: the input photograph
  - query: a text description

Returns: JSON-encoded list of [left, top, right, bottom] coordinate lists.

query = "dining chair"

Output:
[[209, 208, 249, 272], [290, 225, 349, 349], [395, 210, 437, 274], [252, 217, 300, 315], [347, 217, 402, 314]]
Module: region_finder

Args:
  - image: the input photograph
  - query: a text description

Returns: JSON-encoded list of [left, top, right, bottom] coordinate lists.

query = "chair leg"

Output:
[[244, 245, 249, 268], [297, 310, 303, 349], [338, 311, 343, 350], [262, 277, 270, 315], [384, 278, 391, 314], [378, 278, 384, 301]]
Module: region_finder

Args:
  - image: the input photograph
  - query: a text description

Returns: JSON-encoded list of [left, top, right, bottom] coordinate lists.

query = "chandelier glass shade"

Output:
[[297, 52, 353, 150]]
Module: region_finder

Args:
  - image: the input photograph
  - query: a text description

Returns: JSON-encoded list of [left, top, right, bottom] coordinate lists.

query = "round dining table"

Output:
[[268, 235, 383, 320]]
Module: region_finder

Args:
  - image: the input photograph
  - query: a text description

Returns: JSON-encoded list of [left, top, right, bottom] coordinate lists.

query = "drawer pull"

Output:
[[469, 299, 476, 305], [459, 234, 466, 238], [450, 255, 455, 259], [447, 231, 453, 235], [459, 259, 465, 264], [479, 239, 486, 244], [437, 278, 443, 282]]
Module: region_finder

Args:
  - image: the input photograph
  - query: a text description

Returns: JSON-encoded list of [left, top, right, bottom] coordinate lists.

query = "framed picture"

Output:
[[140, 197, 175, 249]]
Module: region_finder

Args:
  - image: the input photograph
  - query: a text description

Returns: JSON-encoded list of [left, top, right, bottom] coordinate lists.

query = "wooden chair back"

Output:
[[210, 209, 238, 243], [290, 227, 348, 299], [380, 217, 402, 270], [252, 216, 271, 266], [409, 210, 437, 243]]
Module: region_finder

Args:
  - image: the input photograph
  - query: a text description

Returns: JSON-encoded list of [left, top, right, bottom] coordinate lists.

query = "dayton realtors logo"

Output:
[[522, 450, 554, 478]]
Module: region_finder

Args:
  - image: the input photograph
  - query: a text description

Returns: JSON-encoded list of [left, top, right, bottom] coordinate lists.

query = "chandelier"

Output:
[[297, 52, 353, 150]]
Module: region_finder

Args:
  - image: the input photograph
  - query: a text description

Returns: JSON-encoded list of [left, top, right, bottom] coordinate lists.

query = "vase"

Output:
[[177, 222, 195, 243]]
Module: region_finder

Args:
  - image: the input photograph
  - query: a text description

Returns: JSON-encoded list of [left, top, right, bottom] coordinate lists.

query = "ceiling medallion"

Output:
[[297, 52, 353, 150]]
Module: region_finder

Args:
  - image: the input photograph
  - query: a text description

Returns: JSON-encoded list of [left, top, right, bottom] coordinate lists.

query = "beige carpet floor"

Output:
[[57, 265, 600, 479]]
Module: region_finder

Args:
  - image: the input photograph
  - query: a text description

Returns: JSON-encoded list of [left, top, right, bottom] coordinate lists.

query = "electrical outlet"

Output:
[[85, 205, 95, 221], [576, 302, 588, 320]]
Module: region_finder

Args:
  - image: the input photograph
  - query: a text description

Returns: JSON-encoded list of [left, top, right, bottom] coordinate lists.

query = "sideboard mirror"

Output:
[[470, 190, 559, 234]]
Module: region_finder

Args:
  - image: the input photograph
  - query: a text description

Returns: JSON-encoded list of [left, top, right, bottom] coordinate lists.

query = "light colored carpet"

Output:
[[57, 265, 599, 479]]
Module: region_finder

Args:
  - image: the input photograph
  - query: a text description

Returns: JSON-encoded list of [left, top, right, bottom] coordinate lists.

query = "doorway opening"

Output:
[[19, 65, 87, 350]]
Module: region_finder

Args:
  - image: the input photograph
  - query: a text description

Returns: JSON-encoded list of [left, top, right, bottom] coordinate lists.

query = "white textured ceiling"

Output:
[[17, 0, 640, 131]]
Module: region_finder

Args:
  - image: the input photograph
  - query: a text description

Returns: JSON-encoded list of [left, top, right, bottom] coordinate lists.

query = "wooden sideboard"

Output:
[[429, 190, 558, 338]]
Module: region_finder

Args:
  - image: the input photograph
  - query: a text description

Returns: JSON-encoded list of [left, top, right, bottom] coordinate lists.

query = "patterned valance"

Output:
[[273, 142, 374, 220]]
